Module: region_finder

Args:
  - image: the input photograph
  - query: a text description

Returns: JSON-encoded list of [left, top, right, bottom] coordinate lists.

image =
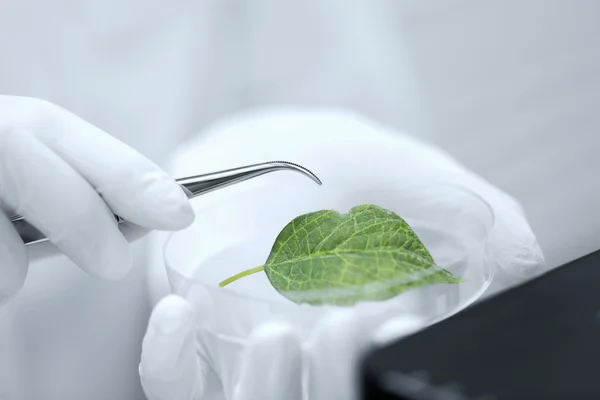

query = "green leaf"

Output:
[[219, 204, 462, 306]]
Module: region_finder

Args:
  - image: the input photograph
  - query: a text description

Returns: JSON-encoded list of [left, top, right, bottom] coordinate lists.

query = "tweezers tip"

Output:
[[266, 161, 322, 185]]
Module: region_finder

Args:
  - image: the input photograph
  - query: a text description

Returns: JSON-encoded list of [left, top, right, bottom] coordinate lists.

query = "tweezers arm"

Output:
[[7, 161, 321, 246], [9, 215, 47, 245]]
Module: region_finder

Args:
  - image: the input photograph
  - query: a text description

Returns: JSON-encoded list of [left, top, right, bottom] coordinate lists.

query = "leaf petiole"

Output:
[[219, 266, 265, 287]]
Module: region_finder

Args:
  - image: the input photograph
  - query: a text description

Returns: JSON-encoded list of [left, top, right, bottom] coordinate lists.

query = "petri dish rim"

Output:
[[163, 180, 497, 310]]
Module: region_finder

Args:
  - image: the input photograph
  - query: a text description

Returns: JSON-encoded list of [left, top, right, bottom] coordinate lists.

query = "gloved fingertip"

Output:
[[493, 235, 547, 280], [149, 295, 196, 335], [487, 200, 548, 280], [371, 314, 425, 346], [308, 308, 359, 346], [130, 172, 195, 231], [154, 177, 195, 230], [247, 320, 301, 350], [244, 321, 303, 369]]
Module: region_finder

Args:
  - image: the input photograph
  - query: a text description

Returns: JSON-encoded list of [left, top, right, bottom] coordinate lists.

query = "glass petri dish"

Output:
[[163, 172, 495, 397]]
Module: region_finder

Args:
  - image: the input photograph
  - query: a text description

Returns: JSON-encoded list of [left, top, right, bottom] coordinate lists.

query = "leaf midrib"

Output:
[[266, 247, 429, 268]]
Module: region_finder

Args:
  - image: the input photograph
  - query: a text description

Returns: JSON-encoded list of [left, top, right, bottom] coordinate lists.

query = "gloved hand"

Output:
[[140, 294, 425, 400], [0, 95, 194, 305], [140, 108, 546, 400]]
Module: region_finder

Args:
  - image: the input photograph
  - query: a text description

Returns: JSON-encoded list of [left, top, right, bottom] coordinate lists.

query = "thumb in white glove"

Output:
[[139, 295, 205, 400], [0, 95, 195, 305]]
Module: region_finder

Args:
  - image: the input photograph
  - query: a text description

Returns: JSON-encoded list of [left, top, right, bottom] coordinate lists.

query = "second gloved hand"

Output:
[[140, 294, 424, 400], [139, 108, 546, 400], [0, 95, 195, 305]]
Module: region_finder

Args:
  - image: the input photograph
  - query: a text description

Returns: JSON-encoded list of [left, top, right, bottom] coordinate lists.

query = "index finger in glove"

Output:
[[22, 99, 194, 230], [140, 295, 205, 400], [455, 171, 546, 281], [0, 123, 132, 280]]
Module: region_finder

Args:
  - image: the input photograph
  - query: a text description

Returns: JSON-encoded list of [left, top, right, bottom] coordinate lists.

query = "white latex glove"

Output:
[[140, 108, 546, 400], [141, 294, 425, 400], [0, 95, 195, 305]]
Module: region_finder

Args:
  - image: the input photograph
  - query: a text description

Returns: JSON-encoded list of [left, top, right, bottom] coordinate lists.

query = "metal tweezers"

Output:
[[9, 161, 321, 245]]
